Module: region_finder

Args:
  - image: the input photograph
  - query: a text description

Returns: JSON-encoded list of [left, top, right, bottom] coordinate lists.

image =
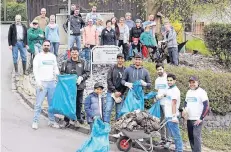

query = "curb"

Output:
[[12, 72, 190, 152]]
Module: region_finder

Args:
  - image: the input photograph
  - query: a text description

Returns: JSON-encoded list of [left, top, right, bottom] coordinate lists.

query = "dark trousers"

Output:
[[187, 120, 203, 152], [168, 47, 179, 65], [64, 89, 84, 122], [118, 40, 129, 60]]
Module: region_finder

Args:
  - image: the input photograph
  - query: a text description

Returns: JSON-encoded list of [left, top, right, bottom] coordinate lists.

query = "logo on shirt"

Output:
[[42, 60, 54, 65], [157, 84, 167, 89], [186, 97, 197, 102]]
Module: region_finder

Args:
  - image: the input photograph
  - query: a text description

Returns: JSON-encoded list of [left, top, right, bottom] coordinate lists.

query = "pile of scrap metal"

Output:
[[113, 110, 160, 134]]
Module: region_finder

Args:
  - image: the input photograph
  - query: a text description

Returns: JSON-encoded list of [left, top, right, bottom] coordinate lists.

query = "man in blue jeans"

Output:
[[164, 73, 183, 152], [63, 8, 85, 50], [32, 40, 60, 130], [8, 14, 28, 75], [104, 53, 126, 123]]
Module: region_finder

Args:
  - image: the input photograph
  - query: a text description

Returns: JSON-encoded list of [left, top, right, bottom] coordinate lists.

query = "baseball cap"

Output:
[[94, 82, 104, 89], [134, 53, 142, 58], [117, 53, 124, 58], [189, 76, 199, 82], [135, 19, 142, 23], [32, 20, 39, 24]]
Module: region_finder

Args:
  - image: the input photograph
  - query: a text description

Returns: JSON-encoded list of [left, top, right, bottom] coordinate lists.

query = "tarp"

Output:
[[48, 74, 77, 120], [119, 81, 144, 117], [77, 118, 110, 152]]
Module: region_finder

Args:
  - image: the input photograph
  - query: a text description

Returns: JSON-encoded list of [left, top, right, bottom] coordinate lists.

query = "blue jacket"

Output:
[[45, 24, 60, 43], [84, 92, 105, 123]]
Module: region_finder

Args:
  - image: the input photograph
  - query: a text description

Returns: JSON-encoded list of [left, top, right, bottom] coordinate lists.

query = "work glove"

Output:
[[77, 76, 83, 85], [125, 82, 133, 89], [140, 80, 147, 87], [156, 94, 165, 100]]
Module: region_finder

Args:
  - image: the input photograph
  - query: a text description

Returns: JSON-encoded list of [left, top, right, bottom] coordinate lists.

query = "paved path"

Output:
[[0, 24, 143, 152]]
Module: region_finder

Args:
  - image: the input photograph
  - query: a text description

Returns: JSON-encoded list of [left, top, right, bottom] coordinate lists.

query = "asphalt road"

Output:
[[0, 24, 143, 152]]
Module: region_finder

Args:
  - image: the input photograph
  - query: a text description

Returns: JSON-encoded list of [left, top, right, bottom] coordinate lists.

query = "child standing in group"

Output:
[[84, 82, 105, 131]]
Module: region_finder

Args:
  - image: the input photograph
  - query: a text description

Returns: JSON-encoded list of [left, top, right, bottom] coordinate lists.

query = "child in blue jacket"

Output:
[[84, 82, 105, 131]]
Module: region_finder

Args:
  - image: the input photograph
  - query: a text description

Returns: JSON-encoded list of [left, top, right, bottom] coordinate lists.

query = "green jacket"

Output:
[[27, 28, 44, 53], [140, 31, 157, 47]]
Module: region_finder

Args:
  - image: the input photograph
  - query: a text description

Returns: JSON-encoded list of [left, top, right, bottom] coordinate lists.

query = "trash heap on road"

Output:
[[113, 110, 160, 134]]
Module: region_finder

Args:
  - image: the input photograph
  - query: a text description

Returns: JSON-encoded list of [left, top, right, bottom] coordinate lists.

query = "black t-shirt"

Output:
[[114, 67, 126, 93]]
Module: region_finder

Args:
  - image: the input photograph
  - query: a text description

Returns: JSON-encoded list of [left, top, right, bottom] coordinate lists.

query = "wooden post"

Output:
[[3, 0, 7, 21]]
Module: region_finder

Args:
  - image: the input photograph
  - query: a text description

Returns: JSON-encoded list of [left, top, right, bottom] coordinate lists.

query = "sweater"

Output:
[[45, 24, 60, 43], [83, 25, 99, 46], [140, 31, 157, 46]]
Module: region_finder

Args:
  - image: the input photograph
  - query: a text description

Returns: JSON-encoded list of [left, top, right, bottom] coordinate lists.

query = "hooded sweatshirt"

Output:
[[45, 24, 60, 43], [121, 64, 151, 88], [125, 20, 135, 30]]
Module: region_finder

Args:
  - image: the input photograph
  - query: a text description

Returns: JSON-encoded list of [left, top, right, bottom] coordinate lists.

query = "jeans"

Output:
[[80, 47, 91, 64], [64, 90, 84, 122], [33, 81, 56, 123], [50, 42, 59, 56], [160, 105, 171, 141], [12, 41, 27, 63], [34, 43, 42, 55], [104, 92, 123, 123], [187, 120, 203, 152], [168, 47, 179, 65], [166, 117, 183, 152], [69, 35, 81, 50]]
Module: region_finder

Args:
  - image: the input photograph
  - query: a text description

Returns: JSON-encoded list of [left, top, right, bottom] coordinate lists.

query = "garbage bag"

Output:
[[144, 91, 157, 100], [119, 81, 144, 117], [48, 74, 77, 120], [77, 117, 110, 152], [148, 101, 161, 118]]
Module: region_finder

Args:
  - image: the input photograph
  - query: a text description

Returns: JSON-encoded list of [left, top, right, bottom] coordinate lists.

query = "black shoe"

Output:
[[78, 119, 84, 124]]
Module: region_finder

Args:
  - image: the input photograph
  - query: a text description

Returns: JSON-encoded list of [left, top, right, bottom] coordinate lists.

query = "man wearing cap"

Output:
[[125, 12, 136, 30], [84, 82, 105, 131], [60, 46, 90, 127], [63, 8, 85, 50], [8, 14, 28, 76], [121, 53, 151, 89], [104, 53, 127, 123], [184, 76, 209, 152], [129, 19, 144, 50]]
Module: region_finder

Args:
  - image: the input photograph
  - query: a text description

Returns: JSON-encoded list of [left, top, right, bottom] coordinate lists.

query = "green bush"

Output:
[[1, 2, 27, 21], [204, 23, 231, 66], [186, 39, 211, 56], [125, 62, 231, 115]]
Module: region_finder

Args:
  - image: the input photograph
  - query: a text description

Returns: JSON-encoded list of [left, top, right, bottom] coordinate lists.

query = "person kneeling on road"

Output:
[[121, 53, 151, 89], [32, 40, 60, 130], [60, 46, 90, 127], [84, 83, 105, 132]]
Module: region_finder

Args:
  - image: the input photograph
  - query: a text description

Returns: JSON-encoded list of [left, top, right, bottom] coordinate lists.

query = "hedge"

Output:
[[125, 62, 231, 115], [1, 2, 27, 21], [204, 23, 231, 66]]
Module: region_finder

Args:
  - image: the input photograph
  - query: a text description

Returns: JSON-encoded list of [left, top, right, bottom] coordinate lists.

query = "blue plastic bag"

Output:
[[148, 101, 161, 118], [48, 74, 77, 120], [77, 117, 110, 152], [119, 81, 144, 117], [144, 91, 157, 100]]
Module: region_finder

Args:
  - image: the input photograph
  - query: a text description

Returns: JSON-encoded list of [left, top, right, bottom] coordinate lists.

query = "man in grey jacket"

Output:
[[164, 22, 179, 65], [121, 53, 151, 89]]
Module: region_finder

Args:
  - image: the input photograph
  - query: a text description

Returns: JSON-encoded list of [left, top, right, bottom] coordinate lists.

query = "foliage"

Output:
[[203, 23, 231, 66], [171, 21, 183, 43], [125, 62, 231, 115], [1, 1, 27, 21], [186, 39, 211, 56]]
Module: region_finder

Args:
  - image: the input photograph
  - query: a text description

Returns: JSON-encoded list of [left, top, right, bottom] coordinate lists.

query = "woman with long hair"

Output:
[[111, 17, 120, 44]]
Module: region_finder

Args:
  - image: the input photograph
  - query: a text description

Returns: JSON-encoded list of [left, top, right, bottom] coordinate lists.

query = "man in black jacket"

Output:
[[104, 53, 127, 123], [8, 14, 28, 75], [60, 47, 90, 127], [63, 9, 85, 50]]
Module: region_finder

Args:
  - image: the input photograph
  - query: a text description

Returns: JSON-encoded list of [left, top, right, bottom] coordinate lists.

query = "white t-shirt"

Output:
[[155, 74, 168, 105], [165, 86, 181, 117], [33, 52, 59, 85], [98, 95, 103, 118], [185, 88, 209, 120]]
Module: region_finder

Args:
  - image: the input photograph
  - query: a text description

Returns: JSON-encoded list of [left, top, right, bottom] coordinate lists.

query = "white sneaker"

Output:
[[48, 121, 60, 129], [32, 122, 38, 130]]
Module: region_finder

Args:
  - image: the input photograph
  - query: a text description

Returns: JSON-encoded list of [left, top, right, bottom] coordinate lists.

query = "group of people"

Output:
[[7, 4, 205, 152]]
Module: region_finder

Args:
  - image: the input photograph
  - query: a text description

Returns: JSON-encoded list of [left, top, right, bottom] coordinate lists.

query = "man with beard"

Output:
[[32, 40, 60, 130], [154, 63, 172, 147], [183, 76, 209, 152], [60, 47, 90, 127], [85, 6, 102, 25]]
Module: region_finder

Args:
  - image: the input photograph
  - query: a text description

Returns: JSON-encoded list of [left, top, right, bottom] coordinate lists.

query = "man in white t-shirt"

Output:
[[154, 63, 171, 145], [183, 76, 209, 152], [32, 40, 60, 130], [164, 73, 183, 152]]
